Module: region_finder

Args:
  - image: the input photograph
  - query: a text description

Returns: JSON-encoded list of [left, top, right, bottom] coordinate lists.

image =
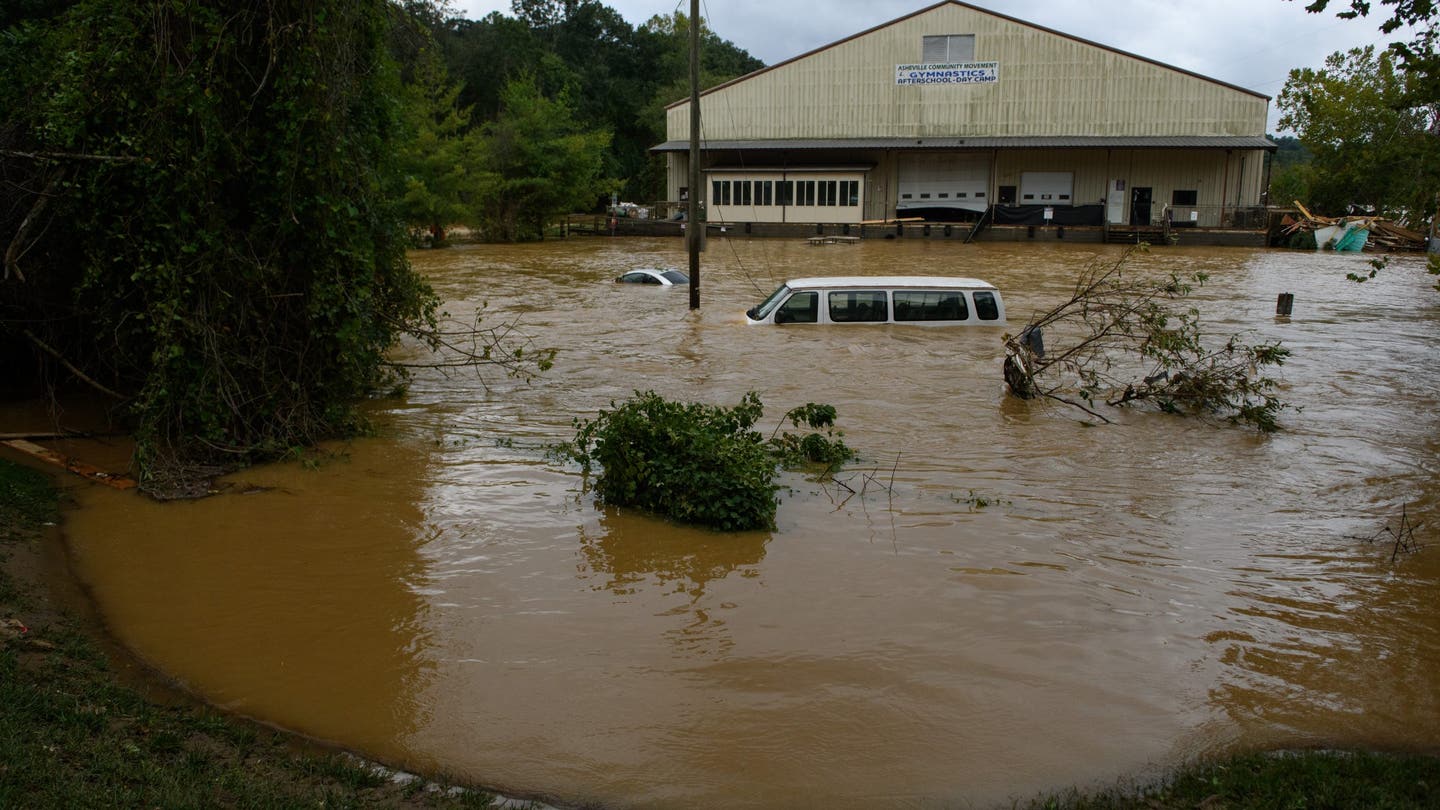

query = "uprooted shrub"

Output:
[[568, 391, 853, 531], [1003, 247, 1291, 431]]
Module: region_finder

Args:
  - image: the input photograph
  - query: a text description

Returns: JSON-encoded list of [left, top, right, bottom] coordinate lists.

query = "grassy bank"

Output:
[[3, 456, 1437, 808], [1021, 749, 1439, 808], [0, 457, 504, 809]]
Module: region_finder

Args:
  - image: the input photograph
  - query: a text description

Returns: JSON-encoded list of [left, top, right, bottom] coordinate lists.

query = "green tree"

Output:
[[1, 1, 438, 488], [434, 12, 566, 121], [1266, 135, 1316, 209], [471, 77, 611, 241], [1296, 0, 1440, 104], [397, 48, 479, 245], [429, 3, 764, 202], [634, 11, 765, 199], [1277, 45, 1440, 223]]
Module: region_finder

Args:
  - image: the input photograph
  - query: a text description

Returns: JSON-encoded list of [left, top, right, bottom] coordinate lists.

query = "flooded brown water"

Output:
[[55, 238, 1440, 808]]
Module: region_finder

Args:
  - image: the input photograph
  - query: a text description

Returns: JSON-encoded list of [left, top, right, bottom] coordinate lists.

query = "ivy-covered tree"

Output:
[[1, 1, 439, 490], [471, 77, 612, 241], [1277, 45, 1440, 222]]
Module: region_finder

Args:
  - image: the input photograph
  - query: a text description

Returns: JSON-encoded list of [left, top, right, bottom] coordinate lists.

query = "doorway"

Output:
[[1130, 187, 1152, 225]]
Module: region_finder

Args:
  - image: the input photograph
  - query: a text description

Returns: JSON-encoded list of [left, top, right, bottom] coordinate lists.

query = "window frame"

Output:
[[827, 290, 889, 323]]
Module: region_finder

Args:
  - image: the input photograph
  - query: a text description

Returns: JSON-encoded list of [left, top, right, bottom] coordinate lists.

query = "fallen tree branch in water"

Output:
[[1002, 245, 1290, 431]]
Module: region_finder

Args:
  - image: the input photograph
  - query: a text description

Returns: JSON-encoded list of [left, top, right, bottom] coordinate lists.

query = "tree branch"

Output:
[[0, 149, 143, 163], [5, 169, 67, 283], [21, 328, 128, 400]]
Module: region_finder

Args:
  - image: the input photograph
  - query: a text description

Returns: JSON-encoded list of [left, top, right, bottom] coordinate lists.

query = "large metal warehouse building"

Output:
[[655, 1, 1276, 234]]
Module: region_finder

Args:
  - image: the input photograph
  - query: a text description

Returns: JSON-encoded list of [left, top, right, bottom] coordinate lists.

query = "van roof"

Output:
[[784, 276, 998, 290]]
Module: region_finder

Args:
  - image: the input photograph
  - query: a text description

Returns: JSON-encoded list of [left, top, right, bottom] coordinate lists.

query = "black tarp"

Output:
[[990, 204, 1104, 226]]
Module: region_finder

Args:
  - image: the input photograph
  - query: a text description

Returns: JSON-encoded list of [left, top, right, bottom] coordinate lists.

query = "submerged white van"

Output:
[[745, 276, 1005, 326]]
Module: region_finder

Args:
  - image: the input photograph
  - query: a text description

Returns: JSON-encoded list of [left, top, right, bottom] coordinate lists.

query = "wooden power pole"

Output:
[[687, 0, 702, 310]]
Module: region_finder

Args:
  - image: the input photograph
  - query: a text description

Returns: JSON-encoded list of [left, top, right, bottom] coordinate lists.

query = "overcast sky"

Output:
[[448, 0, 1411, 134]]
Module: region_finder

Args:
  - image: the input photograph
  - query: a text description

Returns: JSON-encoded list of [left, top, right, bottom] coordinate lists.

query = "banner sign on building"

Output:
[[895, 61, 999, 86]]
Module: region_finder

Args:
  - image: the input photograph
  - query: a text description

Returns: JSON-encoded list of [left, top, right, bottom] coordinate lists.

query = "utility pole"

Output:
[[687, 0, 701, 310]]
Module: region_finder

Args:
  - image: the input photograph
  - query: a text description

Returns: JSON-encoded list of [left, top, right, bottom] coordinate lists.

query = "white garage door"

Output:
[[1018, 171, 1074, 206], [897, 153, 991, 214]]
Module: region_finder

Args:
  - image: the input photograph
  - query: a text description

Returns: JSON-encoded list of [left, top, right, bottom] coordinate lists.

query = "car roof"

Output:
[[783, 276, 997, 290]]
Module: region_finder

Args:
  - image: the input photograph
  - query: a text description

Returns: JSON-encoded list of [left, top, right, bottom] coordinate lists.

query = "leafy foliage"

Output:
[[470, 76, 612, 241], [1, 2, 441, 488], [767, 402, 854, 470], [1003, 248, 1291, 431], [568, 391, 854, 531], [1297, 0, 1440, 107], [431, 4, 763, 201], [397, 48, 478, 245], [1277, 46, 1440, 224]]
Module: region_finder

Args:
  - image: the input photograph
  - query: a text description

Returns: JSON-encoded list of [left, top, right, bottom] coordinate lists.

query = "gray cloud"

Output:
[[452, 0, 1414, 133]]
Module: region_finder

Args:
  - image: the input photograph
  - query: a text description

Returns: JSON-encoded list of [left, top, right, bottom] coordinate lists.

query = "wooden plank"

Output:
[[1, 439, 137, 490]]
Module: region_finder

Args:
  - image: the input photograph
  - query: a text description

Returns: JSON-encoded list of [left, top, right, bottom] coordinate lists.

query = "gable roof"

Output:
[[667, 0, 1269, 110]]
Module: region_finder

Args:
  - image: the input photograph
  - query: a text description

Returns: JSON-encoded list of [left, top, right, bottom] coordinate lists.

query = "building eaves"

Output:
[[651, 136, 1279, 153]]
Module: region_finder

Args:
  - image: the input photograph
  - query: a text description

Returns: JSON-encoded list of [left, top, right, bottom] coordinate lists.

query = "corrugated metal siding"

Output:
[[668, 4, 1268, 142], [670, 145, 1270, 217]]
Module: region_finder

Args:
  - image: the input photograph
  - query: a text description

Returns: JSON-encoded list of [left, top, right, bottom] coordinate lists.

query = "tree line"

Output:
[[1272, 0, 1440, 227], [0, 0, 761, 489], [4, 0, 1432, 488], [406, 0, 762, 241]]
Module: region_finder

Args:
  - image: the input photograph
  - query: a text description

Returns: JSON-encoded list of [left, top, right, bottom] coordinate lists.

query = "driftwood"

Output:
[[0, 439, 137, 490]]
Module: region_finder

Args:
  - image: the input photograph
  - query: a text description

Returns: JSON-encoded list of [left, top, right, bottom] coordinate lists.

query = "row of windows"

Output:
[[713, 179, 861, 207], [775, 290, 1000, 324]]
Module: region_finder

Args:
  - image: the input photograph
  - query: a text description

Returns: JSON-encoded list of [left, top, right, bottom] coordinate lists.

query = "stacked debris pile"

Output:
[[1280, 201, 1428, 251]]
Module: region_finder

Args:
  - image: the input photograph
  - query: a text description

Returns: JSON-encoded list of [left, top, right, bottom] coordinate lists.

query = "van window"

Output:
[[828, 291, 888, 322], [894, 291, 968, 321], [775, 291, 819, 324], [973, 291, 1000, 321]]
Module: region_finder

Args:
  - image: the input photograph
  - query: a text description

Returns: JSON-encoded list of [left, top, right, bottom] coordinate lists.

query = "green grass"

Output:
[[1024, 750, 1440, 809]]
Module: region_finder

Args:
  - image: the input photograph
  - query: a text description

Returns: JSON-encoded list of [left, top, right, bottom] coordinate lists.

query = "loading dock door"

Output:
[[1018, 172, 1074, 206], [897, 154, 991, 215]]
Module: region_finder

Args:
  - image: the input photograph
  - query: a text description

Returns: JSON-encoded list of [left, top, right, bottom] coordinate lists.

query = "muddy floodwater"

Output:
[[56, 238, 1439, 808]]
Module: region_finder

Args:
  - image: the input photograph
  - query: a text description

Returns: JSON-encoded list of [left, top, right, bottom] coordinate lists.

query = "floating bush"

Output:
[[569, 391, 853, 531]]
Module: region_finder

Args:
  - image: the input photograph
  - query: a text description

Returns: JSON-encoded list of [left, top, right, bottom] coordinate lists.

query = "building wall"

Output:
[[682, 148, 1268, 225], [662, 1, 1272, 224], [666, 2, 1269, 142]]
